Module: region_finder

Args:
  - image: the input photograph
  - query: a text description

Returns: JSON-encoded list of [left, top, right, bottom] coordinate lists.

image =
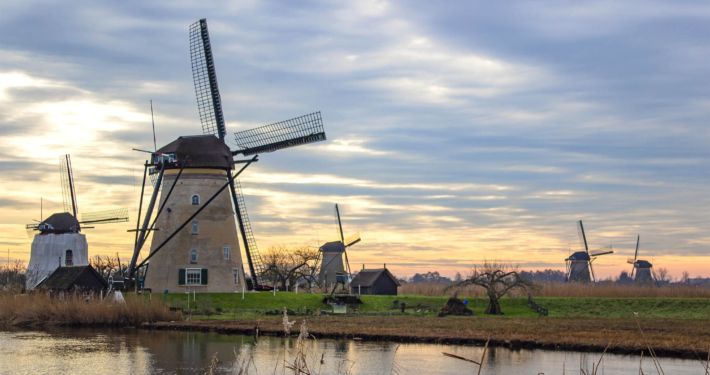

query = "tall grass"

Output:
[[400, 282, 710, 298], [0, 292, 180, 327]]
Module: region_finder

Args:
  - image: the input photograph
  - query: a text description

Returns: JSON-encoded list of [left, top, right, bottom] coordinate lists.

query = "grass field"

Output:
[[157, 292, 710, 319]]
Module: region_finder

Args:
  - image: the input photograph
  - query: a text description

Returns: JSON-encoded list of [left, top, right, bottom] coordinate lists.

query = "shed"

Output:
[[350, 268, 400, 295], [37, 265, 108, 296]]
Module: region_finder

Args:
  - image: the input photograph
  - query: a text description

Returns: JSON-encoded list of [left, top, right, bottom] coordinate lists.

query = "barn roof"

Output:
[[41, 212, 80, 233], [37, 265, 107, 290], [351, 268, 401, 287], [157, 135, 234, 170]]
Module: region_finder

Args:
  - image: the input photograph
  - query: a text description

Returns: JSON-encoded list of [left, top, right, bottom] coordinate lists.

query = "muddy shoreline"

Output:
[[141, 316, 710, 360]]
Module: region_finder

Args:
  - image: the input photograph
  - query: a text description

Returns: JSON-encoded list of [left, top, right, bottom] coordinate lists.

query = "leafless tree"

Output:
[[654, 267, 670, 283], [91, 254, 128, 281], [0, 260, 27, 291], [681, 271, 690, 284], [260, 244, 321, 291], [448, 260, 534, 315]]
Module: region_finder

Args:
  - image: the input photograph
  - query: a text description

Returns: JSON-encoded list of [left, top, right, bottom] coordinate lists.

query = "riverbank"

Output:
[[0, 292, 180, 327], [142, 315, 710, 359]]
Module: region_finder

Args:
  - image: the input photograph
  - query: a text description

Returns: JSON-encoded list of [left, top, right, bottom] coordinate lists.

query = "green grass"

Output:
[[153, 292, 710, 319]]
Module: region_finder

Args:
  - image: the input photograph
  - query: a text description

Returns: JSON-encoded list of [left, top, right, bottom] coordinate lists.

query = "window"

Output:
[[233, 270, 239, 284], [223, 246, 230, 260], [190, 249, 198, 263], [191, 221, 198, 235], [65, 250, 73, 266], [191, 195, 200, 205], [186, 268, 201, 285]]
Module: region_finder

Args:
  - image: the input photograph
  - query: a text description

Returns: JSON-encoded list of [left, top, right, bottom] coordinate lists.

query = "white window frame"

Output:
[[186, 268, 201, 285], [223, 246, 230, 260], [190, 249, 198, 263], [191, 194, 200, 205], [233, 269, 239, 284], [191, 221, 198, 235]]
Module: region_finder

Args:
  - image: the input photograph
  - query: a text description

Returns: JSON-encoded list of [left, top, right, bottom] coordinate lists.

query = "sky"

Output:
[[0, 0, 708, 280]]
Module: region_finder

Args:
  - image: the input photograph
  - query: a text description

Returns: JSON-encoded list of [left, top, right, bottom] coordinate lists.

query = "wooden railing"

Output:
[[528, 293, 548, 316]]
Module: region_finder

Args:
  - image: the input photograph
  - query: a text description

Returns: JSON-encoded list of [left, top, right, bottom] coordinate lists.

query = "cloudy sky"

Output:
[[1, 1, 708, 279]]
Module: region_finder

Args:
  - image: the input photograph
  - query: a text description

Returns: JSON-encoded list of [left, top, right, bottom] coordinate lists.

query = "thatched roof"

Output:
[[41, 212, 80, 233], [157, 135, 234, 170]]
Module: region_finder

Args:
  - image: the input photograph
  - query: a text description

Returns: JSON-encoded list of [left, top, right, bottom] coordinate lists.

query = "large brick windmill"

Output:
[[126, 19, 326, 292], [565, 220, 613, 283]]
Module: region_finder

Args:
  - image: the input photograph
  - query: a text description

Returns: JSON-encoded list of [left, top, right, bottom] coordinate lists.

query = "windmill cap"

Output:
[[41, 212, 80, 233], [157, 135, 234, 170], [319, 241, 345, 253], [566, 251, 591, 261]]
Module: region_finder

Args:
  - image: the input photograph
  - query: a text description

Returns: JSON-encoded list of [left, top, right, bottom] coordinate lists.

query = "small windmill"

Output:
[[627, 235, 656, 285], [25, 155, 130, 237], [565, 220, 613, 283], [319, 204, 361, 289], [126, 19, 327, 292], [24, 155, 129, 289]]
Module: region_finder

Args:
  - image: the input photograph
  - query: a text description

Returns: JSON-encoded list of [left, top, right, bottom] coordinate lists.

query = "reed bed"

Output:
[[400, 282, 710, 298], [0, 292, 180, 327]]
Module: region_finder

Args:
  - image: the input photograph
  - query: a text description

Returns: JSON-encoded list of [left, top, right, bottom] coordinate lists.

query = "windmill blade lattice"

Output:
[[190, 19, 226, 140], [234, 112, 326, 156], [576, 220, 588, 252], [59, 155, 78, 217], [80, 208, 129, 225]]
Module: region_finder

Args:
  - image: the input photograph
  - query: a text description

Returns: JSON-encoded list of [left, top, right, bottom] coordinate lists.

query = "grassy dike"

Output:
[[143, 292, 710, 359], [155, 292, 710, 319]]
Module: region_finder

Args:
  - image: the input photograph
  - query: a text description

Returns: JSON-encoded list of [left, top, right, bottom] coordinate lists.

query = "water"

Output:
[[0, 328, 699, 374]]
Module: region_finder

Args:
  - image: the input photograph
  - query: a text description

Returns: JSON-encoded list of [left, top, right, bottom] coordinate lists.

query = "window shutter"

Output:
[[178, 269, 185, 285], [201, 269, 208, 285]]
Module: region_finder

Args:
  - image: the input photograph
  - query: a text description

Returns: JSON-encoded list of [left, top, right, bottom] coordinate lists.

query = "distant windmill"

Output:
[[627, 235, 656, 285], [24, 155, 129, 289], [565, 220, 613, 283], [126, 18, 326, 292], [319, 204, 361, 288]]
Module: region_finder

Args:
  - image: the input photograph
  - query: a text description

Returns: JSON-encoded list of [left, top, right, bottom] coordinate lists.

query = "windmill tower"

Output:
[[319, 204, 361, 288], [565, 220, 613, 283], [627, 235, 655, 285], [127, 19, 326, 292], [25, 155, 129, 289]]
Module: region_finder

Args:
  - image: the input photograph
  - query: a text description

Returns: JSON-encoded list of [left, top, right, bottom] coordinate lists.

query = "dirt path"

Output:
[[142, 315, 710, 359]]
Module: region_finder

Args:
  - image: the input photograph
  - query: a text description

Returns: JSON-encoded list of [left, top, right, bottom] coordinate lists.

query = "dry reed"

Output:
[[0, 291, 180, 327], [400, 282, 710, 298]]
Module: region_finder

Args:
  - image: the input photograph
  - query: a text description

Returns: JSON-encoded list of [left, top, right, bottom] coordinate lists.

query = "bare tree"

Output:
[[0, 260, 27, 291], [655, 267, 670, 283], [448, 260, 534, 315], [681, 271, 690, 284], [260, 244, 321, 291]]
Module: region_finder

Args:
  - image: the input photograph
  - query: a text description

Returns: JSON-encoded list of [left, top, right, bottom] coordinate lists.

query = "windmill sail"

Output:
[[234, 180, 267, 287], [344, 232, 361, 247], [190, 19, 226, 140], [80, 208, 129, 225], [59, 155, 78, 218], [233, 112, 326, 156], [576, 220, 588, 252]]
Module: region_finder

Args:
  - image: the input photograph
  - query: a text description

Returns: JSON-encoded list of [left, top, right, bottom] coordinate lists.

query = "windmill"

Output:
[[627, 235, 656, 285], [24, 154, 129, 289], [319, 204, 361, 289], [565, 220, 613, 283], [126, 19, 326, 293]]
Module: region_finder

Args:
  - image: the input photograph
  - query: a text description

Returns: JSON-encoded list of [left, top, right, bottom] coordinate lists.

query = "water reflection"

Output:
[[0, 328, 697, 374]]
